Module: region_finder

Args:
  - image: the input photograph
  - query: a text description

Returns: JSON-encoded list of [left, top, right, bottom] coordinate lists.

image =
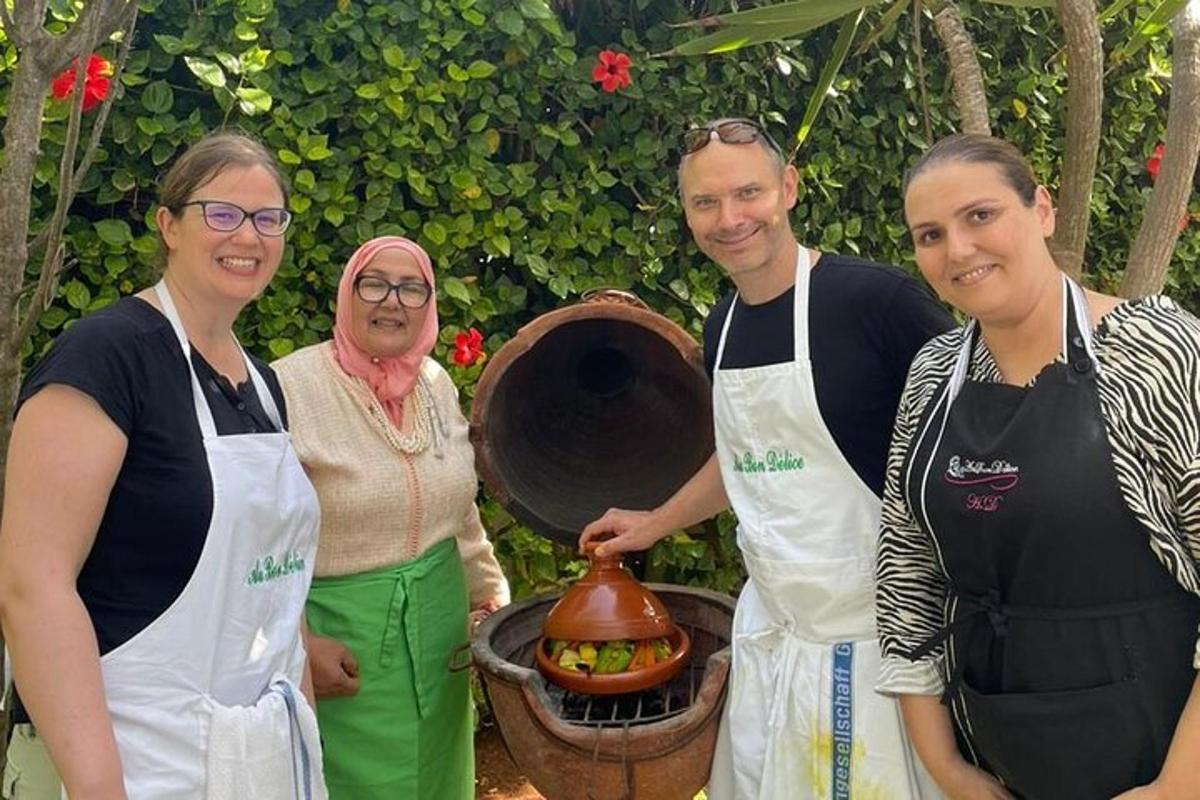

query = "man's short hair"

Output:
[[677, 117, 788, 183]]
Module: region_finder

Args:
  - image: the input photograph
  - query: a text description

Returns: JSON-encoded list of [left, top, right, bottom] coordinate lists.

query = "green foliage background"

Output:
[[2, 0, 1192, 599]]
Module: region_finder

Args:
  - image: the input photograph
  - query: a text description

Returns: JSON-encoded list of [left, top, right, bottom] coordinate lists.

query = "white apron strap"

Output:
[[153, 281, 283, 434], [713, 247, 812, 370], [789, 246, 812, 363], [946, 274, 1095, 405]]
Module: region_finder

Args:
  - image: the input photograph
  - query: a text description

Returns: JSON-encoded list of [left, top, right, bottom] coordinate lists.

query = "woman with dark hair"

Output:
[[876, 133, 1200, 799], [0, 132, 325, 800], [273, 236, 508, 799]]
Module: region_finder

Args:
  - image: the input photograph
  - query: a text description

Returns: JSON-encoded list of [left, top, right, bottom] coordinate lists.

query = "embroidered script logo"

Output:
[[246, 551, 306, 587], [944, 455, 1020, 513], [730, 449, 805, 475]]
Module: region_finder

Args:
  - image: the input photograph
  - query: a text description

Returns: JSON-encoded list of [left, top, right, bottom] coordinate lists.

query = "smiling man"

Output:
[[580, 119, 952, 799]]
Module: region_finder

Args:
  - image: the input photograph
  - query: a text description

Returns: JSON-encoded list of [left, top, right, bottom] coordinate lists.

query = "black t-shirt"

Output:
[[703, 253, 953, 497], [12, 297, 286, 723]]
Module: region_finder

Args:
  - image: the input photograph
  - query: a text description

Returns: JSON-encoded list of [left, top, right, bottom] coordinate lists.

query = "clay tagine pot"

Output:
[[536, 544, 692, 695]]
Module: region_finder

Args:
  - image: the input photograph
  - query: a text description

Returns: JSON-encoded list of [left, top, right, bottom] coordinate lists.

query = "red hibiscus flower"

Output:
[[453, 328, 486, 368], [1146, 143, 1164, 183], [591, 50, 632, 93], [50, 54, 113, 112]]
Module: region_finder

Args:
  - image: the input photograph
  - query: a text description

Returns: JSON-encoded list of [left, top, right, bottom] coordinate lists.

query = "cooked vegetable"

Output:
[[546, 636, 674, 673], [595, 640, 635, 674], [578, 642, 599, 669]]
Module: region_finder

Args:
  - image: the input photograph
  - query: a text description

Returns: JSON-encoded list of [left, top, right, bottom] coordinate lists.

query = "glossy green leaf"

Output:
[[64, 280, 91, 310], [443, 275, 470, 302], [467, 60, 497, 78], [236, 86, 273, 114], [94, 220, 133, 246], [423, 221, 448, 245], [141, 80, 175, 113], [184, 56, 226, 88]]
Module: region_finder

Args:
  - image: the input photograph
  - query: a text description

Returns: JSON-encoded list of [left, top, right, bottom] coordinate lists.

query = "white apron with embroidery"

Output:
[[706, 250, 938, 800], [95, 282, 326, 800]]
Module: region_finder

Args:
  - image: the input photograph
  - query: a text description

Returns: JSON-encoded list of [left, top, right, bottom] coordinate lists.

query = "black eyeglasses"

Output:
[[178, 200, 292, 237], [353, 275, 433, 308], [681, 119, 783, 158]]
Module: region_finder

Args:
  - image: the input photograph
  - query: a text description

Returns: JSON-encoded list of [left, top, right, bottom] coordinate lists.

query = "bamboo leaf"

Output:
[[979, 0, 1056, 7], [1097, 0, 1136, 24], [665, 4, 870, 55], [856, 0, 910, 54], [1113, 0, 1189, 61], [793, 10, 864, 151], [670, 0, 881, 28]]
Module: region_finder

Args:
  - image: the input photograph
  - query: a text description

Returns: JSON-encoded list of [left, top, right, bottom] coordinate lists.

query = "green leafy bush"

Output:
[[3, 0, 1190, 598]]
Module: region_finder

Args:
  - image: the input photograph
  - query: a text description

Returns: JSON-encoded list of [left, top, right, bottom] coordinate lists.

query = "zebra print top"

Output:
[[876, 295, 1200, 696]]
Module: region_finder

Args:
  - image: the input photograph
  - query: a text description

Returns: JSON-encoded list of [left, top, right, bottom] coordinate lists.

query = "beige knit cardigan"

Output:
[[273, 342, 509, 605]]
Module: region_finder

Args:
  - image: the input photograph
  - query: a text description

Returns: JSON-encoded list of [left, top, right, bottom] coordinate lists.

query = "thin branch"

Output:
[[9, 0, 47, 50], [931, 3, 990, 135], [27, 6, 138, 259], [1053, 0, 1104, 280], [47, 0, 132, 73], [912, 0, 934, 143], [1120, 0, 1200, 298], [0, 3, 18, 48], [12, 9, 101, 352], [69, 6, 138, 196]]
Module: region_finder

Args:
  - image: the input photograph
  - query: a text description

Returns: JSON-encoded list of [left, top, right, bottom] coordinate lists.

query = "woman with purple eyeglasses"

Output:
[[0, 132, 326, 800]]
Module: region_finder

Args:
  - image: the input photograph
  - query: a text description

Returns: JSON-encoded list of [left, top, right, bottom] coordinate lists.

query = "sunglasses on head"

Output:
[[681, 119, 784, 158]]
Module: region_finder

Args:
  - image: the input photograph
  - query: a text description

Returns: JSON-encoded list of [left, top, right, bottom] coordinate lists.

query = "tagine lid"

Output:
[[542, 544, 676, 642]]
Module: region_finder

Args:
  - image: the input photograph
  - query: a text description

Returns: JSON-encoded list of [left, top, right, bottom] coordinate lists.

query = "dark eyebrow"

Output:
[[955, 197, 1001, 215], [908, 197, 1003, 231]]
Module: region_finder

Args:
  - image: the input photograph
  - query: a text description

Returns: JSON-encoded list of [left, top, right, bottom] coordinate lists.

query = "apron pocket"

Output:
[[960, 678, 1155, 800]]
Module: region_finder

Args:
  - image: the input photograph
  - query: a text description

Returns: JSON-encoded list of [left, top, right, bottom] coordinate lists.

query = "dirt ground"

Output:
[[474, 724, 544, 799]]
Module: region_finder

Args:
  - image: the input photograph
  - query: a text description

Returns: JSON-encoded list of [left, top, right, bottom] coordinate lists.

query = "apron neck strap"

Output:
[[947, 274, 1096, 403], [789, 246, 812, 363], [713, 244, 811, 368], [152, 281, 284, 436]]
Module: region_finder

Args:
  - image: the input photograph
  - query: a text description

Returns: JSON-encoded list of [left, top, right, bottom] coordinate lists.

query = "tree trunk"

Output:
[[1120, 0, 1200, 299], [0, 65, 51, 470], [0, 0, 136, 771], [0, 54, 49, 777], [1053, 0, 1104, 280], [932, 3, 991, 135]]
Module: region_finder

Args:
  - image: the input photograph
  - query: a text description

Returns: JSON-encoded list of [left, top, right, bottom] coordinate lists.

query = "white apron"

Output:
[[94, 282, 326, 800], [706, 250, 938, 800]]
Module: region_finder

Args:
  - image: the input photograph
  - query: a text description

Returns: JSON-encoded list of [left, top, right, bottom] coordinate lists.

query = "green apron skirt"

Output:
[[306, 538, 473, 800]]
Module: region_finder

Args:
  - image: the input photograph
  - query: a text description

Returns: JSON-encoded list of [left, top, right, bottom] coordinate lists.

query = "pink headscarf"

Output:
[[332, 236, 438, 428]]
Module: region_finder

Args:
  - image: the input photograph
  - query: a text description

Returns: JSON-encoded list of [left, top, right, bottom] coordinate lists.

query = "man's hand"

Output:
[[307, 632, 360, 699], [579, 508, 665, 558]]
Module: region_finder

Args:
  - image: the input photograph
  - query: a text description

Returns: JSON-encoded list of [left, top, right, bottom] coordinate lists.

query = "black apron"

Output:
[[903, 278, 1200, 800]]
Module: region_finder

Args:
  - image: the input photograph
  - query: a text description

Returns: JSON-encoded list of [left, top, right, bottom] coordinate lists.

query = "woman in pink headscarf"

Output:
[[273, 236, 509, 800]]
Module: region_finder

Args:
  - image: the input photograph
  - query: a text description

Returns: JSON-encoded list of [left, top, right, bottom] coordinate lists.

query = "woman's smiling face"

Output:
[[156, 164, 287, 312], [346, 248, 432, 359], [905, 160, 1056, 324]]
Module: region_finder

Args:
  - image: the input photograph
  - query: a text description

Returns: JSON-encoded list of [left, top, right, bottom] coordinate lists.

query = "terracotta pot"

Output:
[[543, 546, 674, 642], [468, 289, 714, 548], [534, 626, 691, 696], [537, 545, 693, 695]]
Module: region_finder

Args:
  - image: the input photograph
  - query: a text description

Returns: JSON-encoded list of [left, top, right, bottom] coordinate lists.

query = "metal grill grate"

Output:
[[545, 624, 703, 728]]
